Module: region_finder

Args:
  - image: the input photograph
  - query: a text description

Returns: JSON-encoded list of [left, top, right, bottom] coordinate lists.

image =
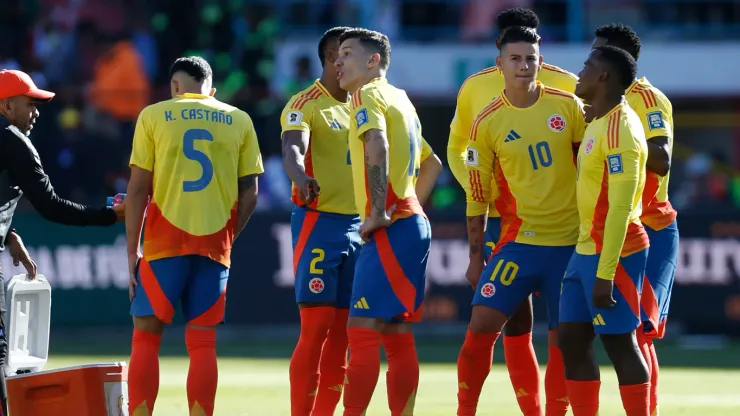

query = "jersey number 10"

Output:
[[528, 141, 553, 171], [407, 117, 422, 177], [183, 128, 214, 192]]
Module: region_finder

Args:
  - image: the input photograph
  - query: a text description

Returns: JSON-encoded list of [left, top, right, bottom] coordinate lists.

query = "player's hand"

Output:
[[359, 214, 392, 242], [6, 232, 37, 279], [112, 202, 125, 222], [593, 277, 616, 309], [465, 258, 484, 289], [298, 176, 321, 206], [128, 252, 142, 302]]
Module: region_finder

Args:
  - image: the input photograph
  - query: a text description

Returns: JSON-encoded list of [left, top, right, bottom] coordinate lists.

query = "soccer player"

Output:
[[592, 24, 678, 416], [447, 9, 577, 414], [335, 28, 434, 416], [457, 26, 585, 416], [282, 26, 441, 416], [126, 57, 263, 416], [559, 45, 651, 416]]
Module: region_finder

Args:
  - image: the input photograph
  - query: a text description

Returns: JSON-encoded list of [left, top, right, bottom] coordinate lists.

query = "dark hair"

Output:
[[169, 56, 212, 83], [592, 45, 637, 90], [496, 8, 540, 31], [594, 24, 641, 61], [338, 28, 391, 70], [499, 26, 541, 49], [318, 26, 352, 66]]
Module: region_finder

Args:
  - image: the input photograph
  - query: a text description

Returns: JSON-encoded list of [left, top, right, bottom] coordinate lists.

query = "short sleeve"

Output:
[[129, 107, 155, 171], [280, 96, 313, 134], [635, 97, 672, 141], [239, 113, 265, 177], [421, 137, 433, 161], [351, 88, 386, 138]]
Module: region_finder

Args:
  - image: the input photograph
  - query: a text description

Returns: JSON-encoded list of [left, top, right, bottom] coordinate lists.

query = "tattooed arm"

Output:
[[235, 174, 259, 238], [363, 128, 390, 219]]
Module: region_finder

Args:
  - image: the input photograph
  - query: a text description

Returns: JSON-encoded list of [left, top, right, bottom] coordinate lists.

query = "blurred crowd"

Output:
[[1, 0, 738, 214]]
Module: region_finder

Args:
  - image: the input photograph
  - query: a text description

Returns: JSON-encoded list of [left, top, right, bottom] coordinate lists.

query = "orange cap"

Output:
[[0, 70, 55, 101]]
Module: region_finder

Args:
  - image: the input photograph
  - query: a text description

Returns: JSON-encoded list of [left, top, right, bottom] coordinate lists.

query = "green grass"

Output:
[[44, 355, 740, 416]]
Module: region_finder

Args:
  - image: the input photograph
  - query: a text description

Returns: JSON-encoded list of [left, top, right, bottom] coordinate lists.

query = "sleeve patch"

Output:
[[646, 111, 664, 130], [465, 147, 479, 167], [286, 111, 303, 126], [607, 154, 623, 174], [355, 108, 368, 128]]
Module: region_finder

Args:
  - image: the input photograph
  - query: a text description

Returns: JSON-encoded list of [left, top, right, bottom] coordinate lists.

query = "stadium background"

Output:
[[1, 0, 739, 414]]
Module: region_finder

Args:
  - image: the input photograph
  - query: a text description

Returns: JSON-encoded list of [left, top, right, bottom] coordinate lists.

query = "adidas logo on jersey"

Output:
[[504, 130, 521, 142], [330, 119, 342, 129]]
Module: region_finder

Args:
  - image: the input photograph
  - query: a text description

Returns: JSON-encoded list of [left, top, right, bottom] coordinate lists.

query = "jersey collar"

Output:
[[626, 77, 649, 95], [178, 93, 214, 99], [313, 79, 348, 104], [499, 81, 545, 109], [368, 77, 387, 86]]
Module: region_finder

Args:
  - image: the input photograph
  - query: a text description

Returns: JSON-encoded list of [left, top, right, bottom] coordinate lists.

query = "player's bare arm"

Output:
[[416, 152, 442, 205], [235, 174, 259, 238], [645, 136, 670, 176], [125, 165, 153, 300], [465, 214, 487, 288], [281, 130, 320, 204], [359, 128, 391, 241]]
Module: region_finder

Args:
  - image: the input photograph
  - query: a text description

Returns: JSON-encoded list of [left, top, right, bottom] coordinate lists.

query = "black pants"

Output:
[[0, 269, 9, 416]]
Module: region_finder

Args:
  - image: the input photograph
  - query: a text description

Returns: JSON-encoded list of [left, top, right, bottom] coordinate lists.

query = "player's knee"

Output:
[[469, 305, 507, 334], [558, 322, 593, 353], [504, 306, 533, 336], [185, 326, 216, 353], [133, 315, 165, 335]]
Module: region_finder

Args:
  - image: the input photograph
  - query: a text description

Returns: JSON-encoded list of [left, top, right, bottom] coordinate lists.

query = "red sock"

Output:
[[186, 327, 218, 416], [383, 333, 419, 415], [545, 345, 568, 416], [565, 380, 600, 416], [343, 327, 381, 416], [289, 307, 334, 416], [648, 340, 659, 415], [313, 308, 349, 415], [619, 383, 650, 416], [129, 329, 161, 415], [503, 333, 541, 415], [457, 329, 499, 416]]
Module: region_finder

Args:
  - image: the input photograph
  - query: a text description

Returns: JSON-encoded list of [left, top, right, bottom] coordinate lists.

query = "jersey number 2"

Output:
[[407, 117, 422, 177], [183, 129, 214, 192]]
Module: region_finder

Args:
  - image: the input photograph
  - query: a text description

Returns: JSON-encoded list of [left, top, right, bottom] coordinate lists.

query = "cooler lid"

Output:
[[4, 274, 52, 376]]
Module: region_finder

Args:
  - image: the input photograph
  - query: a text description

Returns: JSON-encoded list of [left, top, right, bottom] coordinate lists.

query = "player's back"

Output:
[[576, 102, 648, 256], [348, 78, 424, 221], [134, 93, 262, 266], [625, 77, 677, 231], [468, 85, 583, 246]]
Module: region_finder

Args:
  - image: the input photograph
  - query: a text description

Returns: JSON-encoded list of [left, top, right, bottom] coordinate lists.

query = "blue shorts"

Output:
[[131, 255, 229, 326], [484, 217, 502, 261], [350, 214, 431, 322], [641, 220, 679, 338], [560, 249, 648, 334], [291, 206, 362, 308], [472, 242, 574, 329]]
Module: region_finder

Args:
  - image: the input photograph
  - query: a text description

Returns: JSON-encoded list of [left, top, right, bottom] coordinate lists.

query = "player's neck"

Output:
[[503, 84, 539, 108], [319, 73, 348, 102], [590, 92, 624, 119]]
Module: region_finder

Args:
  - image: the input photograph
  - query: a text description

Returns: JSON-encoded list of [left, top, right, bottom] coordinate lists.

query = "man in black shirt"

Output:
[[0, 69, 124, 414]]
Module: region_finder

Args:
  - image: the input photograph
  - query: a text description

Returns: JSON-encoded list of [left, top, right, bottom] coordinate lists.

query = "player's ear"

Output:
[[171, 80, 179, 95], [538, 55, 544, 67], [495, 55, 503, 69], [209, 87, 217, 97], [368, 52, 380, 69], [326, 49, 338, 64]]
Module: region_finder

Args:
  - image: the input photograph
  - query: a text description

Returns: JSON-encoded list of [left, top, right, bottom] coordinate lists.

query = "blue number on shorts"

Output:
[[407, 117, 422, 177], [182, 129, 214, 192], [528, 141, 553, 170]]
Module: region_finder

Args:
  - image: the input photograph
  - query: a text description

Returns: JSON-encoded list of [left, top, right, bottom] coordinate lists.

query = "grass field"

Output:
[[44, 335, 740, 416]]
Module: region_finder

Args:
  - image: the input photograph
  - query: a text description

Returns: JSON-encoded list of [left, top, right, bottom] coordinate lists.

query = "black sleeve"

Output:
[[2, 131, 117, 227]]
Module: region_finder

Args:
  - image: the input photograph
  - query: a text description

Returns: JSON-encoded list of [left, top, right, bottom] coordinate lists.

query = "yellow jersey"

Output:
[[280, 80, 355, 215], [576, 102, 650, 280], [130, 93, 264, 267], [465, 84, 585, 246], [449, 63, 578, 217], [625, 77, 677, 231], [348, 77, 425, 222]]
